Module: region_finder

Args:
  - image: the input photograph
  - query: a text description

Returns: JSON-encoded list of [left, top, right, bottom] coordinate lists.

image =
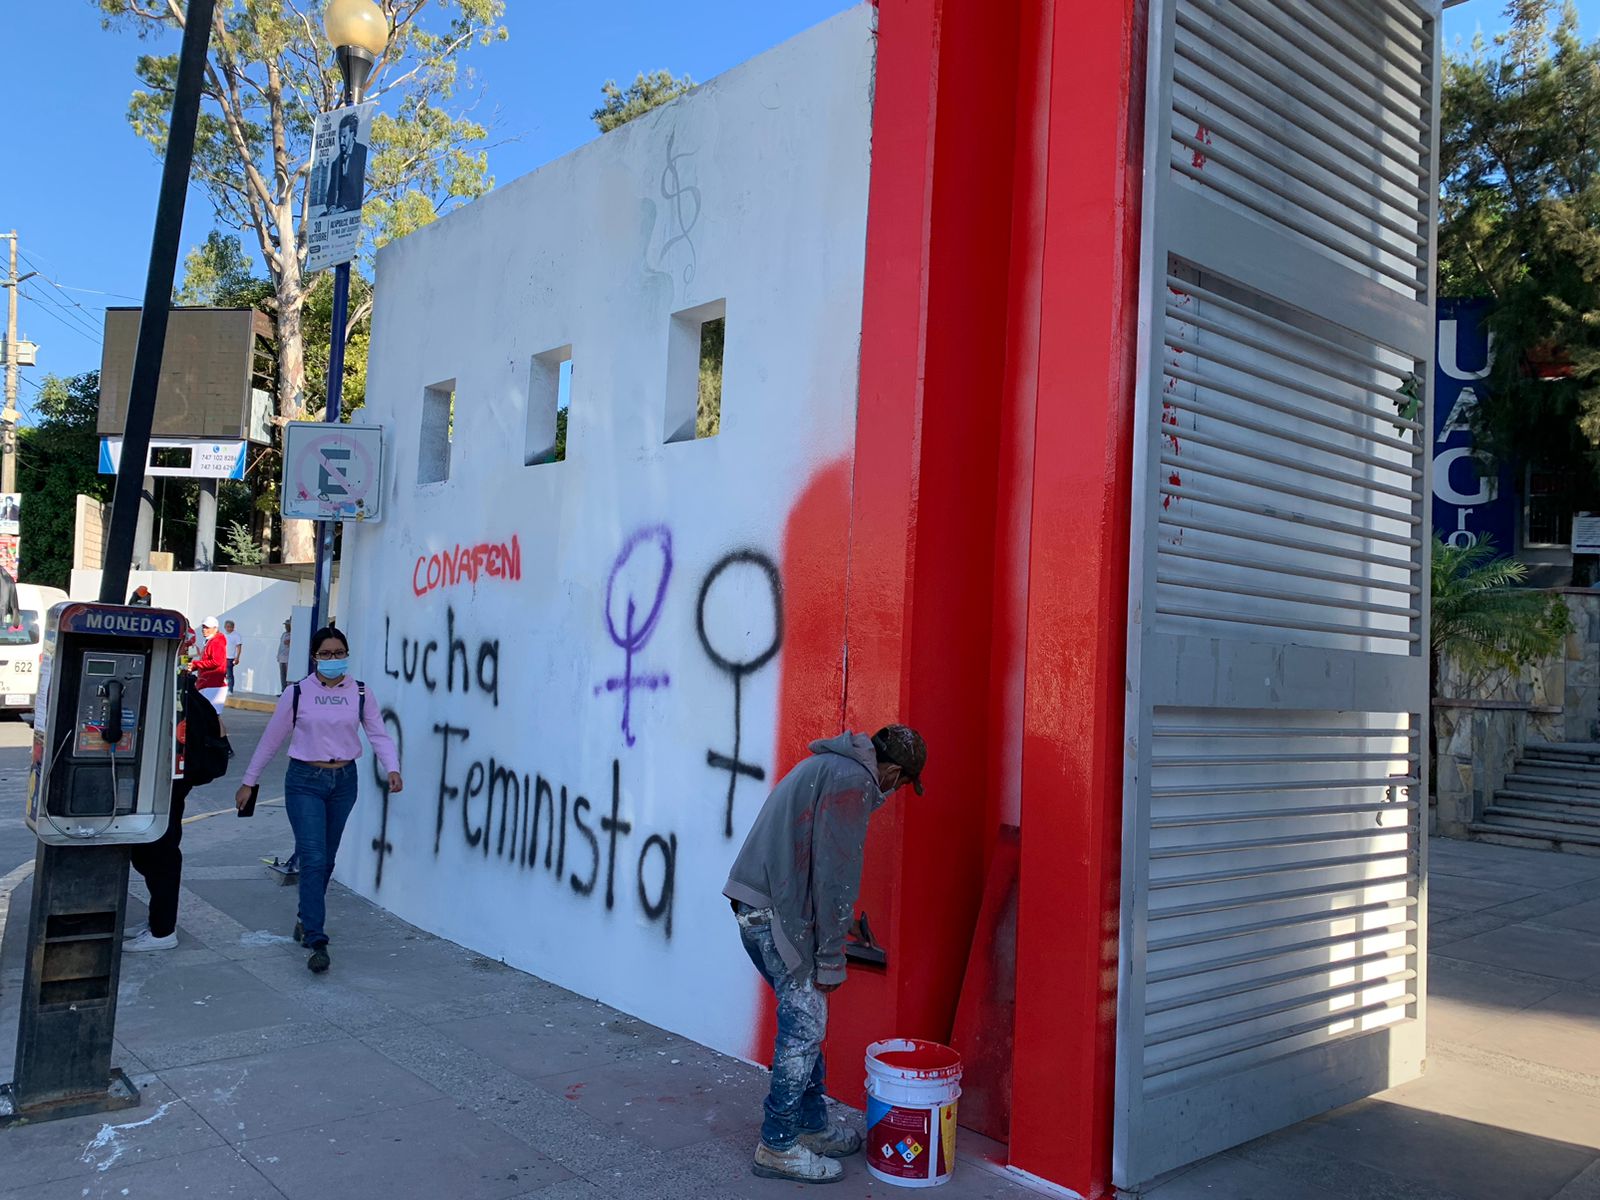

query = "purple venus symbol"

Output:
[[595, 526, 673, 747]]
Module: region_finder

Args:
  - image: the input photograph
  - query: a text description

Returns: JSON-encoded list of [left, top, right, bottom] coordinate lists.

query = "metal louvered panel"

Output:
[[1116, 0, 1438, 1188]]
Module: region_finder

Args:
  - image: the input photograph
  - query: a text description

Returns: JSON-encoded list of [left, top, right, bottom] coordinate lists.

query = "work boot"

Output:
[[307, 944, 331, 974], [752, 1141, 844, 1184], [798, 1122, 863, 1158], [124, 929, 178, 953], [293, 922, 329, 947]]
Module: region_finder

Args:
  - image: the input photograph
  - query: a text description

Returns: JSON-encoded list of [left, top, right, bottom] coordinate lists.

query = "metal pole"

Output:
[[194, 478, 218, 570], [4, 0, 215, 1131], [307, 62, 366, 665], [99, 0, 217, 607]]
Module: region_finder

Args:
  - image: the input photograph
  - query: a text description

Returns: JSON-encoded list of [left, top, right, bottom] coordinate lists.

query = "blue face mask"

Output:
[[318, 657, 349, 679]]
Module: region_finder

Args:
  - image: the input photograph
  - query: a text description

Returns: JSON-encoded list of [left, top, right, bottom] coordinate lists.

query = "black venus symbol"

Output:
[[697, 551, 784, 839]]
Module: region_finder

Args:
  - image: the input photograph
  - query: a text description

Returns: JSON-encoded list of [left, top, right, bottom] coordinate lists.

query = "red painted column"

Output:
[[1008, 1, 1146, 1195], [830, 0, 1023, 1096]]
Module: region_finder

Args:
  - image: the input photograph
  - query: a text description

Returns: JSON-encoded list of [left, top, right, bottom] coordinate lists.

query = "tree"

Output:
[[175, 229, 275, 308], [1440, 1, 1600, 498], [592, 70, 694, 132], [16, 373, 111, 589], [99, 0, 508, 558]]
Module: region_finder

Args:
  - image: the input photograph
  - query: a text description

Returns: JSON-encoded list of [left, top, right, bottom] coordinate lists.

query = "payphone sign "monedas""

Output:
[[26, 602, 185, 846]]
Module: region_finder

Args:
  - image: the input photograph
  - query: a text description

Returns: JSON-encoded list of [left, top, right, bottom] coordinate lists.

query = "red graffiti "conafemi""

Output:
[[413, 536, 522, 596]]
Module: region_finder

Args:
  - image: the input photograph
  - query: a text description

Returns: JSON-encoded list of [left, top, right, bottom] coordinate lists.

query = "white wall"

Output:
[[70, 569, 311, 695], [335, 7, 875, 1058]]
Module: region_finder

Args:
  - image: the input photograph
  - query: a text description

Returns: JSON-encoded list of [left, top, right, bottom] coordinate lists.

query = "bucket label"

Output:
[[867, 1100, 956, 1181]]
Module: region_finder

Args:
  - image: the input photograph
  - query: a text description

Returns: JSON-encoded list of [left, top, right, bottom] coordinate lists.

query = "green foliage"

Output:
[[1439, 1, 1600, 496], [16, 373, 110, 589], [219, 520, 264, 566], [592, 71, 694, 132], [175, 231, 274, 309], [697, 317, 724, 439], [1431, 535, 1571, 682]]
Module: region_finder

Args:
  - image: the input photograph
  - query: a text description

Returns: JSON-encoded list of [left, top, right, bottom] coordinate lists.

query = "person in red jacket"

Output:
[[189, 616, 231, 707]]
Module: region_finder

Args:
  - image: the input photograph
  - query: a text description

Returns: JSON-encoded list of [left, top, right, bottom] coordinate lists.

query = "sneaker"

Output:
[[122, 922, 149, 941], [798, 1122, 863, 1158], [124, 929, 179, 953], [752, 1141, 844, 1184], [307, 944, 330, 974]]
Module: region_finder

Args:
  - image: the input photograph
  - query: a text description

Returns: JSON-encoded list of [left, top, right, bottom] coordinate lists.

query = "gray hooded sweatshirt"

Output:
[[723, 732, 887, 987]]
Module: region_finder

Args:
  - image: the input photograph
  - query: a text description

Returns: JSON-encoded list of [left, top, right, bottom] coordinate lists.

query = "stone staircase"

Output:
[[1471, 742, 1600, 855]]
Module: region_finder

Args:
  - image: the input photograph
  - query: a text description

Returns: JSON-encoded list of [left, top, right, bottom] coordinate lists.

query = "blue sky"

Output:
[[0, 0, 1592, 414]]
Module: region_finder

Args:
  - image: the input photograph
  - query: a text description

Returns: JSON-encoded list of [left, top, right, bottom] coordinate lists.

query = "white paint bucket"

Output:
[[864, 1038, 963, 1188]]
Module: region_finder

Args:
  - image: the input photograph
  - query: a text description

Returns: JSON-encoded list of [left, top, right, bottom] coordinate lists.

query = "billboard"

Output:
[[1433, 299, 1518, 553], [98, 308, 274, 444]]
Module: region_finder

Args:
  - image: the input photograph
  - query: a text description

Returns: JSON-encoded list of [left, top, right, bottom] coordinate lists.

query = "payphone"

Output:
[[24, 602, 184, 845]]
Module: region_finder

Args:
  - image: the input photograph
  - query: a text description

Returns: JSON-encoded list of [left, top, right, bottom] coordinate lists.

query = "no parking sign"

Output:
[[281, 422, 386, 522]]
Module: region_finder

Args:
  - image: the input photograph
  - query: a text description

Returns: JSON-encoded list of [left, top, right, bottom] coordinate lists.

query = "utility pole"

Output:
[[1, 232, 39, 494]]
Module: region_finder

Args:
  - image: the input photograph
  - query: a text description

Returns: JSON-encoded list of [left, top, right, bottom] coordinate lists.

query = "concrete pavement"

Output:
[[3, 715, 1600, 1197], [0, 710, 1037, 1200]]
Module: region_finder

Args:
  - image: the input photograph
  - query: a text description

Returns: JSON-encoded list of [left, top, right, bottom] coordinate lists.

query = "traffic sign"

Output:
[[281, 422, 385, 523]]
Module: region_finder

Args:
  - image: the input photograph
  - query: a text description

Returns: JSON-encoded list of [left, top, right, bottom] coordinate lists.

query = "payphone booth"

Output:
[[3, 603, 184, 1125]]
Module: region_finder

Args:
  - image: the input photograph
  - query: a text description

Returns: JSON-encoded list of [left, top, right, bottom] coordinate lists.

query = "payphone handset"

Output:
[[24, 603, 184, 846]]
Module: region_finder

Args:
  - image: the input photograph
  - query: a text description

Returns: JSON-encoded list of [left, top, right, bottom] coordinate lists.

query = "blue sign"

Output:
[[60, 605, 184, 640], [1433, 299, 1518, 553]]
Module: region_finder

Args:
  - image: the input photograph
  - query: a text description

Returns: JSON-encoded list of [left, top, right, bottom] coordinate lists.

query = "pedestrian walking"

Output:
[[189, 617, 230, 708], [723, 725, 927, 1185], [224, 619, 243, 691], [277, 619, 292, 691], [126, 676, 232, 951], [236, 626, 402, 974]]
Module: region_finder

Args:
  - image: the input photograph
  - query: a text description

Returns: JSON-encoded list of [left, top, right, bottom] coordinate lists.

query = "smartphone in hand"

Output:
[[238, 785, 259, 818]]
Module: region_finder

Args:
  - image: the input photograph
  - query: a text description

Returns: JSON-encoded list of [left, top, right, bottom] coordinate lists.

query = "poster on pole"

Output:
[[281, 422, 385, 523], [306, 101, 376, 274], [0, 492, 20, 579]]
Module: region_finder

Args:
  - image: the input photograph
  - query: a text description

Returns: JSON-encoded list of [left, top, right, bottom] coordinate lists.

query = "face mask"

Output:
[[318, 657, 349, 679]]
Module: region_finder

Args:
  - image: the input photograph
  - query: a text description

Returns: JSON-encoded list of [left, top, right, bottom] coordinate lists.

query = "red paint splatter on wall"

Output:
[[1191, 123, 1213, 169], [746, 458, 853, 1063]]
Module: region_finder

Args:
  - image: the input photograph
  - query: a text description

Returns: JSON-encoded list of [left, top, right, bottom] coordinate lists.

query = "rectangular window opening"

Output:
[[526, 346, 573, 465], [664, 299, 726, 444], [418, 379, 455, 485]]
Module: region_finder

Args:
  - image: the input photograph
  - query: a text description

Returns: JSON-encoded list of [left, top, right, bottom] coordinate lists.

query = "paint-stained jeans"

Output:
[[284, 761, 359, 948], [737, 904, 829, 1149]]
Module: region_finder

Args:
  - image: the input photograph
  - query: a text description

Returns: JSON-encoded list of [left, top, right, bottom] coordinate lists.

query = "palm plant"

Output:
[[1431, 535, 1570, 699], [1430, 535, 1572, 803]]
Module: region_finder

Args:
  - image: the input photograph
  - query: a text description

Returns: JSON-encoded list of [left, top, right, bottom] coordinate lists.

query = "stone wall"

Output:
[[1434, 589, 1600, 835]]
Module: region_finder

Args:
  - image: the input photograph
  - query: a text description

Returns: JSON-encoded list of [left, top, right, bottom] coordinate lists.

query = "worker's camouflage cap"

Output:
[[873, 725, 927, 795]]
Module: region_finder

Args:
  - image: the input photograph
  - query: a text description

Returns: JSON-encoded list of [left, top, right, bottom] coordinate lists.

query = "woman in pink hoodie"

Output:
[[236, 626, 402, 973]]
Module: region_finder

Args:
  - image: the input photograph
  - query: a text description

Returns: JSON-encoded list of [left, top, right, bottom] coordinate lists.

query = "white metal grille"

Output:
[[1144, 710, 1419, 1094], [1117, 0, 1439, 1187], [1171, 0, 1432, 297], [1156, 263, 1425, 654]]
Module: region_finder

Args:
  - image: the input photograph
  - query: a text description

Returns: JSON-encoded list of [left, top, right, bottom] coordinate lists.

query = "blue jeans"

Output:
[[737, 905, 829, 1149], [284, 761, 358, 948]]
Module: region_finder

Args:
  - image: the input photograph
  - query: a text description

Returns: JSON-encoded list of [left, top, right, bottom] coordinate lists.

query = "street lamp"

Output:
[[308, 0, 388, 655], [324, 0, 388, 104]]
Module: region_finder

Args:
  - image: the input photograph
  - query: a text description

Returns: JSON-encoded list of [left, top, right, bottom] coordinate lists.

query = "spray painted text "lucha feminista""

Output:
[[413, 535, 522, 597]]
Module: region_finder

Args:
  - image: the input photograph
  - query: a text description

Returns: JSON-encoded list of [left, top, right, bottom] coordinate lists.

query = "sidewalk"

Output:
[[0, 718, 1039, 1200], [4, 742, 1600, 1198]]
